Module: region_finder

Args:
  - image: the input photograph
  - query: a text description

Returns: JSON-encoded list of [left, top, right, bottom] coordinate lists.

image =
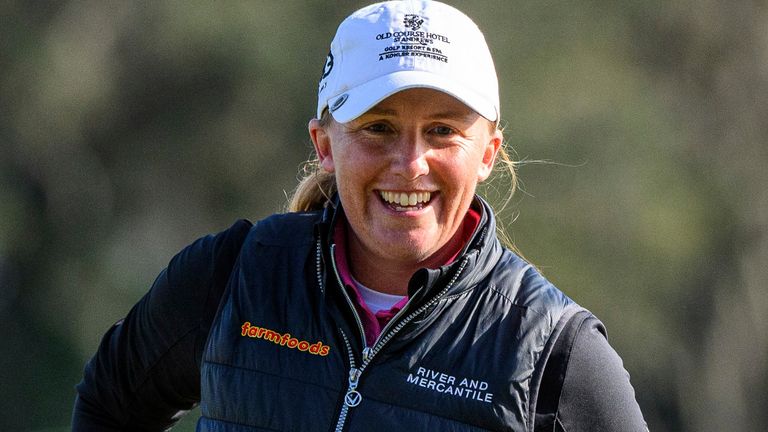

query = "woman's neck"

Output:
[[346, 247, 427, 295], [343, 209, 481, 295]]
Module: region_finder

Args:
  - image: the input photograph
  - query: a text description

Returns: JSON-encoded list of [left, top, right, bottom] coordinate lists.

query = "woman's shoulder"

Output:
[[245, 210, 323, 246], [490, 249, 577, 318]]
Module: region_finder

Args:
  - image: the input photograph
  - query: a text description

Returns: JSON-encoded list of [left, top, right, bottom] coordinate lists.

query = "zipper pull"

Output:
[[344, 367, 362, 407], [362, 347, 373, 363]]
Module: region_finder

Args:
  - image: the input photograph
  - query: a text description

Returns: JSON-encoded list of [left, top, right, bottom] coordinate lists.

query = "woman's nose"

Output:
[[391, 135, 430, 181]]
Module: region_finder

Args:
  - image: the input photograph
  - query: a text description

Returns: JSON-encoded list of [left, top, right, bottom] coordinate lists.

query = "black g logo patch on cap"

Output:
[[321, 51, 334, 80]]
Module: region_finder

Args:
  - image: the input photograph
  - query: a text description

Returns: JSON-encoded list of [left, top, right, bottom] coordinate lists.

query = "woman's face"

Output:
[[310, 88, 501, 268]]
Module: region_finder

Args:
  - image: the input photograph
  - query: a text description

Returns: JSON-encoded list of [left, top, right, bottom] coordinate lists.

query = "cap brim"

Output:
[[327, 70, 498, 123]]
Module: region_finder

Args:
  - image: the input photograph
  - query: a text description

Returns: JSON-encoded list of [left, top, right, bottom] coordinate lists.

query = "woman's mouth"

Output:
[[379, 190, 433, 211]]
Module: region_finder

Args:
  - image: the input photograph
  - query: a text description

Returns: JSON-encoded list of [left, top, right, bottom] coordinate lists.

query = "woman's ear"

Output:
[[477, 129, 502, 182], [308, 118, 335, 173]]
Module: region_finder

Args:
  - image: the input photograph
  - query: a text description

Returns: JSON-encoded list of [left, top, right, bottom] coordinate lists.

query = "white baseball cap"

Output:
[[317, 0, 500, 123]]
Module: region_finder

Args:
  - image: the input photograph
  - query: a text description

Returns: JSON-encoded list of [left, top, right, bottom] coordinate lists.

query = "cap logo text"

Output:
[[375, 14, 451, 63]]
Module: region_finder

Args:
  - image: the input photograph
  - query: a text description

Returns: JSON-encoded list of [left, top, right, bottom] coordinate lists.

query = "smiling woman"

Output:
[[308, 89, 501, 293], [73, 1, 647, 431]]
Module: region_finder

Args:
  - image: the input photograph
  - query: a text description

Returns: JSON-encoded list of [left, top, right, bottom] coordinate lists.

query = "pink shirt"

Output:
[[332, 208, 481, 345]]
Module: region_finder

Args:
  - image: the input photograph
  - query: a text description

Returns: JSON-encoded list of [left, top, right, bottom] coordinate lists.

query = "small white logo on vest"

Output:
[[344, 390, 362, 407], [406, 366, 494, 403]]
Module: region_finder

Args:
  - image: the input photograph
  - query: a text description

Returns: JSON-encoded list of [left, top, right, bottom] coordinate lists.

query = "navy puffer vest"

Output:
[[198, 198, 579, 431]]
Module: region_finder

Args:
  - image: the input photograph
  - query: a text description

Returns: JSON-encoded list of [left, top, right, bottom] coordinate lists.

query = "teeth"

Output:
[[408, 193, 417, 206], [400, 193, 409, 206], [380, 191, 432, 206]]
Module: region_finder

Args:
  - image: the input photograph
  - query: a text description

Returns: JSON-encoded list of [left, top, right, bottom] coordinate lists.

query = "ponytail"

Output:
[[287, 166, 336, 212], [287, 110, 337, 212]]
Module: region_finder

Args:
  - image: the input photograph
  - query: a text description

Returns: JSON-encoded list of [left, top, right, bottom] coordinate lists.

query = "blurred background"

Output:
[[1, 0, 766, 430]]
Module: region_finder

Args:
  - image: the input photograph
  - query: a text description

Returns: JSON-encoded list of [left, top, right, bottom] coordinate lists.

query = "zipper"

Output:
[[365, 226, 485, 364], [362, 257, 469, 371], [315, 238, 324, 295], [370, 227, 488, 352], [329, 244, 368, 348], [327, 239, 471, 431], [335, 330, 359, 432]]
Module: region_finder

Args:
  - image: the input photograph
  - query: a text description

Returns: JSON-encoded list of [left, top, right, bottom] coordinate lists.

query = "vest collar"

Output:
[[316, 194, 503, 302]]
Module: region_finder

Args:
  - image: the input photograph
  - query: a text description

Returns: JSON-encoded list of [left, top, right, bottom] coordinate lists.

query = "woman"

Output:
[[73, 1, 647, 431]]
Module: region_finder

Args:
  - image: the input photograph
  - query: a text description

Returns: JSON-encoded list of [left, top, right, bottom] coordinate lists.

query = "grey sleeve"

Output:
[[555, 316, 648, 432]]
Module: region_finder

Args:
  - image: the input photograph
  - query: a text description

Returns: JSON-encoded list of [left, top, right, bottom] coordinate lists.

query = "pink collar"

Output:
[[333, 207, 481, 345]]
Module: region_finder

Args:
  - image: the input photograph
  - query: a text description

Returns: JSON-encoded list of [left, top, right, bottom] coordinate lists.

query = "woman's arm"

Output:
[[536, 313, 648, 432], [557, 316, 647, 431], [72, 219, 251, 431]]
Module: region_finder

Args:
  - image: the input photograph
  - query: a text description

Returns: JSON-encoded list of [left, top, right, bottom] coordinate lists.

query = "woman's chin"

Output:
[[368, 230, 442, 264]]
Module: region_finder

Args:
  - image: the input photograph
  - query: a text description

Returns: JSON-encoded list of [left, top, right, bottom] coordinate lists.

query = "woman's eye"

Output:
[[431, 125, 455, 136], [365, 123, 391, 133]]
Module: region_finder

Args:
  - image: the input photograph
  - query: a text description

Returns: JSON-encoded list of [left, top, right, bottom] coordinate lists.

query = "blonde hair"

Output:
[[288, 111, 337, 213], [287, 112, 520, 251]]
